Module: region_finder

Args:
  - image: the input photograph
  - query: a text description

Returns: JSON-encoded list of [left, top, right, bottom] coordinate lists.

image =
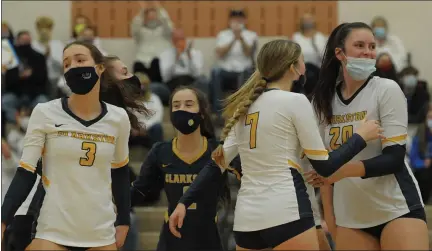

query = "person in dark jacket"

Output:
[[2, 31, 49, 123]]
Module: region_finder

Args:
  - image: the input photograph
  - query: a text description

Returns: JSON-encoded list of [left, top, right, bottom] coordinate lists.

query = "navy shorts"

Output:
[[359, 208, 426, 240], [234, 216, 315, 249]]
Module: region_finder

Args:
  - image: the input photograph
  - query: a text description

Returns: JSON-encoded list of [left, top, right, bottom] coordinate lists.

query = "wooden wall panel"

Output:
[[71, 1, 338, 38]]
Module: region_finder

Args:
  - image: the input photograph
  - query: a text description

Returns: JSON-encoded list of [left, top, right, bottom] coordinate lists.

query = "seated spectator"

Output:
[[159, 29, 207, 93], [1, 21, 15, 45], [211, 9, 257, 115], [130, 72, 164, 148], [399, 66, 430, 124], [2, 31, 48, 123], [375, 52, 401, 87], [409, 108, 432, 204], [77, 26, 107, 55], [32, 16, 64, 98], [130, 0, 172, 83], [371, 16, 407, 72]]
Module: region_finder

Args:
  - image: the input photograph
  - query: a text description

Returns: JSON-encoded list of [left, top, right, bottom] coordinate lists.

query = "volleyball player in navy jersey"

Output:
[[1, 41, 147, 250], [131, 86, 241, 251]]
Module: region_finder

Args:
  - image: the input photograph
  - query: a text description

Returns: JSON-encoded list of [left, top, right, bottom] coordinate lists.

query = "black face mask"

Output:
[[292, 74, 306, 89], [171, 110, 202, 135], [64, 66, 99, 95], [16, 44, 33, 55]]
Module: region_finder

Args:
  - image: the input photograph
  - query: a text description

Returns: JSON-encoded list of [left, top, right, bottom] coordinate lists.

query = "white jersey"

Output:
[[222, 89, 330, 231], [20, 98, 130, 247], [318, 77, 423, 228], [300, 155, 322, 227]]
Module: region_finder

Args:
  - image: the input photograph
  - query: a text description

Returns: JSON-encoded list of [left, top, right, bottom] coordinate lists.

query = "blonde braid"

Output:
[[212, 77, 268, 167]]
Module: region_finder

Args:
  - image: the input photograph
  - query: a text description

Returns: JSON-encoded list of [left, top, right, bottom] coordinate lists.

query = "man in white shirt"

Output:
[[211, 10, 257, 115], [31, 16, 64, 99], [371, 16, 407, 72], [159, 29, 206, 93]]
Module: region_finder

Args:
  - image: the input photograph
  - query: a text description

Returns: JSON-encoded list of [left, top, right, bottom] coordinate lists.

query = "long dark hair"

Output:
[[63, 41, 149, 130], [169, 86, 215, 139], [375, 52, 401, 87], [310, 22, 372, 125]]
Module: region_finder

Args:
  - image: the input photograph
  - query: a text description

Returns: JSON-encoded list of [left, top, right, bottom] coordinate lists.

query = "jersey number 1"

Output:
[[245, 112, 259, 149], [329, 125, 353, 150], [80, 142, 97, 166]]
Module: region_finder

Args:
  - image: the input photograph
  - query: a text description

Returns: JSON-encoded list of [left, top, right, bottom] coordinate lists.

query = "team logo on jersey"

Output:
[[82, 73, 92, 80], [188, 119, 194, 126]]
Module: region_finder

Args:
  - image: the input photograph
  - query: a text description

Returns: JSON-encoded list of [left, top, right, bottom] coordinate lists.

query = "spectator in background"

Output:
[[2, 31, 48, 123], [399, 66, 430, 124], [371, 16, 407, 72], [1, 21, 15, 45], [77, 26, 107, 55], [291, 14, 327, 95], [409, 107, 432, 204], [211, 9, 257, 116], [131, 0, 173, 83], [159, 28, 206, 94], [130, 72, 164, 148], [32, 16, 64, 99], [71, 14, 102, 48], [374, 52, 401, 87]]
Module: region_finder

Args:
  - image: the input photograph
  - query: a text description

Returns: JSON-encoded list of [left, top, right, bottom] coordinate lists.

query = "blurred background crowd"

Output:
[[1, 1, 432, 250]]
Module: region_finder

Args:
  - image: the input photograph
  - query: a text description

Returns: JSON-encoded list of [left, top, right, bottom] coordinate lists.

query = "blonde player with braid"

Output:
[[169, 39, 382, 250]]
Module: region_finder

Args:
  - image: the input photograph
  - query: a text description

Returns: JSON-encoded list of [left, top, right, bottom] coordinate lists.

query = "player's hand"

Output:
[[115, 225, 129, 248], [304, 170, 331, 187], [1, 222, 6, 242], [355, 118, 384, 142], [169, 203, 186, 238]]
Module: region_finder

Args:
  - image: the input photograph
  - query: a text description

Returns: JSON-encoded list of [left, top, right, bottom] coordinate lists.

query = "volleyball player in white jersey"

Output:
[[310, 22, 429, 250], [1, 41, 137, 250], [168, 40, 382, 250]]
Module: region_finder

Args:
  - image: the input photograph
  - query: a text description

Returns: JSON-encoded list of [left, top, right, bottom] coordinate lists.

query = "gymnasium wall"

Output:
[[2, 1, 432, 84]]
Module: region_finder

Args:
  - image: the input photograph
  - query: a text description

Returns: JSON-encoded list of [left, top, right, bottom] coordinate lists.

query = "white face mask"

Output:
[[19, 116, 30, 131], [344, 56, 376, 81], [230, 22, 244, 31], [427, 119, 432, 129], [402, 75, 417, 88]]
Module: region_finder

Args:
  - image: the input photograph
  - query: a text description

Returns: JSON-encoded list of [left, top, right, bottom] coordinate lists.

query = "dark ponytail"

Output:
[[100, 56, 151, 131], [310, 22, 372, 125]]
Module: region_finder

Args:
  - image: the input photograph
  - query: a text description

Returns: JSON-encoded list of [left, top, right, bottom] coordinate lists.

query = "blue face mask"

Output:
[[374, 27, 386, 39], [345, 56, 376, 81], [403, 75, 417, 88]]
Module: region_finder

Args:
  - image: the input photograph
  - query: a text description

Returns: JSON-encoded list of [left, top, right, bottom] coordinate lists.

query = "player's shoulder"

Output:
[[264, 89, 309, 104], [104, 102, 129, 119], [149, 140, 173, 156], [33, 98, 62, 115], [368, 76, 403, 95]]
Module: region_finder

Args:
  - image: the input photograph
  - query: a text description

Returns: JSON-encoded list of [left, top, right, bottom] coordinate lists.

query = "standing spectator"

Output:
[[32, 16, 64, 99], [211, 9, 257, 116], [1, 21, 15, 45], [159, 29, 206, 93], [399, 66, 430, 124], [2, 31, 48, 123], [291, 13, 327, 95], [130, 0, 173, 83], [371, 16, 407, 72], [409, 108, 432, 204]]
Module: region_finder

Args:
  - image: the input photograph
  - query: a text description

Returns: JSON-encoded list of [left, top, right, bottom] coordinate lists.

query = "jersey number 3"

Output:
[[245, 112, 259, 149], [329, 125, 353, 150], [80, 142, 97, 166]]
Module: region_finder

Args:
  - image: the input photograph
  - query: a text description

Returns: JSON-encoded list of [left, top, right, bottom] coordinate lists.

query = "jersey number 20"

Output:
[[329, 125, 353, 150], [245, 112, 259, 149], [80, 142, 97, 166]]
